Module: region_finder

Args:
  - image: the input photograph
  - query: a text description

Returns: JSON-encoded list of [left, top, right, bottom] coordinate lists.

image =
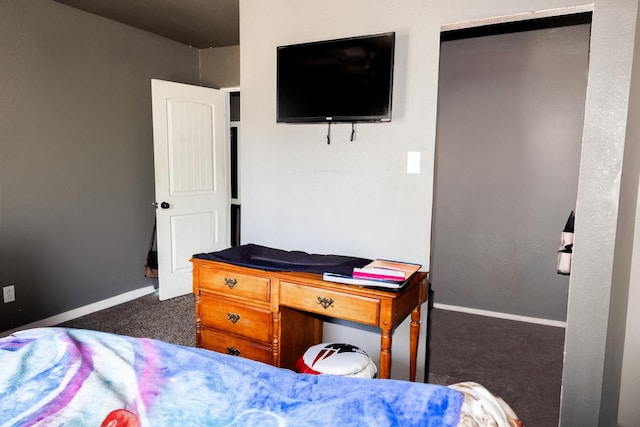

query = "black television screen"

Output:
[[277, 32, 395, 123]]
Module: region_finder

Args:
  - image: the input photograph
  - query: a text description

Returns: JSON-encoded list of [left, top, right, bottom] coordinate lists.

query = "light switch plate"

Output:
[[407, 151, 421, 174], [3, 285, 15, 303]]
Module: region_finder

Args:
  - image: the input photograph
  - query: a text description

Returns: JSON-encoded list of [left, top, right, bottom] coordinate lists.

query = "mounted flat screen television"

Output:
[[277, 32, 395, 123]]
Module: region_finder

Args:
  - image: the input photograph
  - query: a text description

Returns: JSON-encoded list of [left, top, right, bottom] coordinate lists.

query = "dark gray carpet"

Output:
[[427, 308, 564, 427], [59, 292, 564, 427], [59, 292, 196, 347]]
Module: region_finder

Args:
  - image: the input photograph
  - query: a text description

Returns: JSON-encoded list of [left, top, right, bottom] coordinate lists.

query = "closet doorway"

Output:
[[430, 12, 591, 322], [428, 11, 592, 424], [229, 91, 241, 246]]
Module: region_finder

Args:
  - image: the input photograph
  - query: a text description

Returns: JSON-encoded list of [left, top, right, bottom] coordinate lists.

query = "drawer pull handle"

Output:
[[224, 277, 238, 289], [317, 296, 334, 309], [227, 346, 240, 356], [227, 313, 241, 324]]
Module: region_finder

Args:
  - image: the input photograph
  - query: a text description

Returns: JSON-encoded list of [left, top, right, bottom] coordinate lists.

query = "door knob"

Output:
[[160, 202, 170, 209]]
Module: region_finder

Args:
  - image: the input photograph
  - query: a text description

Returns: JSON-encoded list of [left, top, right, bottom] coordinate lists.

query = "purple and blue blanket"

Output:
[[0, 328, 464, 426]]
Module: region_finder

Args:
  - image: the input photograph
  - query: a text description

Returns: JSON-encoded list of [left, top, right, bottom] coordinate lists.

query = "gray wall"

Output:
[[0, 0, 199, 330], [200, 45, 240, 88], [560, 1, 638, 424], [0, 0, 637, 423], [603, 5, 640, 424], [432, 23, 589, 322]]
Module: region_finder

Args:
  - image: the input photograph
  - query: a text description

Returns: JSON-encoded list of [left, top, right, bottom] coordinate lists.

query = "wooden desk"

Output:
[[191, 258, 429, 380]]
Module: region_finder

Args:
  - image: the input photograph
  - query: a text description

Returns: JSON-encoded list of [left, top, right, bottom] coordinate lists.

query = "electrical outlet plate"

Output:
[[3, 285, 15, 303]]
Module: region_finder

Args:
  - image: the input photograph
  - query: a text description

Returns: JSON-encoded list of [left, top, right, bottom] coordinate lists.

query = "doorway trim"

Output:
[[441, 5, 594, 33]]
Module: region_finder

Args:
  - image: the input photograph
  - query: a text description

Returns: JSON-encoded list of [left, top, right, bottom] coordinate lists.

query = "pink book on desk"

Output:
[[353, 259, 421, 281], [352, 269, 405, 282], [322, 272, 409, 289]]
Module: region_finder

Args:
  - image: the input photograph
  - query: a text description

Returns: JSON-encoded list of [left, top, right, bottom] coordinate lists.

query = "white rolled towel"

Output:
[[557, 231, 573, 275]]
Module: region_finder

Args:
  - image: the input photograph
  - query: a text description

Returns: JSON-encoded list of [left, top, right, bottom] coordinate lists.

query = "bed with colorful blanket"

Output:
[[0, 328, 520, 426]]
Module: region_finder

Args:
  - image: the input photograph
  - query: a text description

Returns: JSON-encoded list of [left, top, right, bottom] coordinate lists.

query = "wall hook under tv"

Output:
[[350, 122, 356, 142], [326, 122, 331, 145]]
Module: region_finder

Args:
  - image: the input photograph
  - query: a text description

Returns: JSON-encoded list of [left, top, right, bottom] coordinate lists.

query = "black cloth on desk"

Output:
[[193, 243, 371, 276]]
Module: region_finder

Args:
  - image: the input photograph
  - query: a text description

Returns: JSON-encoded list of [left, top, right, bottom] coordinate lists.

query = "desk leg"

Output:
[[195, 292, 202, 348], [272, 312, 280, 367], [425, 287, 433, 381], [409, 305, 421, 382], [379, 329, 392, 379]]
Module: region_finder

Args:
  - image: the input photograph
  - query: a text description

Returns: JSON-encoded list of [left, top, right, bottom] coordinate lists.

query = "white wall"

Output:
[[241, 0, 441, 383], [239, 0, 639, 424]]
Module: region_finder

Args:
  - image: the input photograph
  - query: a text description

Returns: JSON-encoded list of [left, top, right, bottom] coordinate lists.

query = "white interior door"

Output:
[[151, 79, 229, 300]]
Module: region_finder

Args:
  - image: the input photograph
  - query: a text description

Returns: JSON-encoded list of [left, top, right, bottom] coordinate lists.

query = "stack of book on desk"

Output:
[[322, 259, 421, 289]]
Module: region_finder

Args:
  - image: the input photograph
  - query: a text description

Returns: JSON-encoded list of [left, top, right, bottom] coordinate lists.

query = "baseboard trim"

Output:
[[1, 286, 157, 337], [433, 302, 567, 328], [2, 288, 565, 336]]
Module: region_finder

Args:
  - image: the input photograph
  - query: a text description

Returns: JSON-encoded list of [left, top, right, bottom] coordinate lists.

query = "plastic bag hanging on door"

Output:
[[557, 211, 574, 275], [145, 220, 159, 278], [145, 251, 158, 278]]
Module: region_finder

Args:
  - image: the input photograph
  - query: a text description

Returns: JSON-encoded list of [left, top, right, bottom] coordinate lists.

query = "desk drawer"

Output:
[[280, 281, 380, 325], [199, 294, 271, 343], [197, 266, 270, 302], [200, 328, 273, 365]]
